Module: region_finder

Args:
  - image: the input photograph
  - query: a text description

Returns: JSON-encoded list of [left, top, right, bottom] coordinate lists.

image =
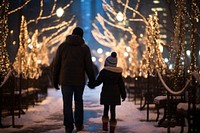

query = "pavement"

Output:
[[0, 87, 184, 133]]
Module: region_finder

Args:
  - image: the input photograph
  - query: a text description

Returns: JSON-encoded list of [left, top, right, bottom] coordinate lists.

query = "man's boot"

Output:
[[110, 119, 117, 133], [102, 115, 109, 131]]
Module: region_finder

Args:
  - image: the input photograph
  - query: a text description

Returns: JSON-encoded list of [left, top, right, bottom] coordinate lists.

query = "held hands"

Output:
[[55, 86, 60, 90], [87, 81, 95, 89]]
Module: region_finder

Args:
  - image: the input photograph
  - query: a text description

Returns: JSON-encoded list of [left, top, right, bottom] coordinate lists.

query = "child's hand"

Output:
[[54, 82, 60, 90]]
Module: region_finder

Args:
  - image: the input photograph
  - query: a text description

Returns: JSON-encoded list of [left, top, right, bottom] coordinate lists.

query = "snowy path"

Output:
[[0, 86, 184, 133]]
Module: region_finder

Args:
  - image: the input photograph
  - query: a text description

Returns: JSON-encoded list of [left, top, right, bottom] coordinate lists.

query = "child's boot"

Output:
[[110, 119, 117, 133], [102, 115, 109, 131]]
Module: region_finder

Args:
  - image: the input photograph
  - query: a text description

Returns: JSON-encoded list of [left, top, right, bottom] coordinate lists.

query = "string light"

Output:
[[167, 0, 187, 90], [158, 0, 199, 94], [13, 16, 31, 79], [8, 0, 31, 15], [0, 0, 11, 81], [189, 0, 198, 73], [139, 12, 167, 77], [11, 0, 76, 79], [26, 0, 74, 25], [92, 0, 145, 77]]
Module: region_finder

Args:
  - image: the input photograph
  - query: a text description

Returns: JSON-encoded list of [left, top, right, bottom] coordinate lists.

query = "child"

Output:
[[92, 52, 126, 133]]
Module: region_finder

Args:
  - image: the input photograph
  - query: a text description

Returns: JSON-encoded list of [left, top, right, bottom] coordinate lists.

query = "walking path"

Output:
[[0, 86, 184, 133]]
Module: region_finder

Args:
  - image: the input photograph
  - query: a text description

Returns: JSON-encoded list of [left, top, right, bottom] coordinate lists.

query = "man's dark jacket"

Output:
[[53, 35, 95, 86]]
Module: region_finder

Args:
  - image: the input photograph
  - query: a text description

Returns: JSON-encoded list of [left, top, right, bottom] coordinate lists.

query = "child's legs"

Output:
[[103, 105, 109, 117], [108, 105, 117, 133], [103, 105, 116, 119], [110, 105, 116, 120]]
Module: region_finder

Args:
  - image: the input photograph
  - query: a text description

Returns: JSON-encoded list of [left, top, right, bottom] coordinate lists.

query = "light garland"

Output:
[[189, 0, 198, 73], [26, 0, 74, 25], [26, 29, 41, 79], [92, 0, 146, 77], [0, 0, 11, 82], [140, 12, 167, 78], [127, 34, 139, 77], [13, 16, 30, 79], [11, 0, 76, 79], [27, 0, 75, 65], [165, 0, 187, 91], [157, 69, 190, 95], [8, 0, 31, 15], [158, 0, 199, 94]]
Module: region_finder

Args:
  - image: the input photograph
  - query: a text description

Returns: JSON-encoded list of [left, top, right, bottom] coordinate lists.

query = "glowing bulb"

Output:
[[187, 70, 190, 73], [169, 64, 173, 69], [97, 48, 103, 54], [37, 60, 42, 64], [164, 58, 168, 63], [153, 0, 160, 4], [126, 46, 131, 52], [159, 44, 163, 53], [196, 18, 199, 22], [12, 41, 16, 45], [124, 52, 128, 57], [128, 57, 132, 62], [27, 38, 31, 43], [186, 50, 190, 56], [36, 43, 40, 48], [10, 30, 14, 34], [98, 58, 103, 63], [105, 51, 110, 56], [116, 11, 123, 22], [28, 44, 33, 49], [92, 56, 96, 62], [56, 7, 64, 18]]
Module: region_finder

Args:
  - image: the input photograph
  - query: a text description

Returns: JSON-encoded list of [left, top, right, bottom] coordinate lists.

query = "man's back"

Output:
[[53, 34, 95, 86]]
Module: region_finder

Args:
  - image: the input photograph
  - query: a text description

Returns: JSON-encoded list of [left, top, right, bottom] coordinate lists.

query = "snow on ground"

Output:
[[0, 85, 185, 133]]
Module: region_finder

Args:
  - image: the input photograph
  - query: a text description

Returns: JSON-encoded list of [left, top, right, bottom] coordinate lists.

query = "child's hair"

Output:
[[104, 52, 117, 67]]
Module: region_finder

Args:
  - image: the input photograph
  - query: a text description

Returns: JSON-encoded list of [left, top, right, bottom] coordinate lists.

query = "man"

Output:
[[53, 27, 95, 133]]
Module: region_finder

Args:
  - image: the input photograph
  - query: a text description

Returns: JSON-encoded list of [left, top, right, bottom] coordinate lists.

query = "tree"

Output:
[[92, 0, 147, 77], [0, 0, 11, 86]]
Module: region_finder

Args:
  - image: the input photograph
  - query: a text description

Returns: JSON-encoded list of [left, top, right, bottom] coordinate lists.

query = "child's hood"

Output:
[[104, 66, 123, 73]]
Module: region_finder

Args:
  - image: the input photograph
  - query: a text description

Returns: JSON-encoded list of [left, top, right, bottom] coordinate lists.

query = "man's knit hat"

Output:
[[72, 27, 84, 38], [105, 52, 117, 67]]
